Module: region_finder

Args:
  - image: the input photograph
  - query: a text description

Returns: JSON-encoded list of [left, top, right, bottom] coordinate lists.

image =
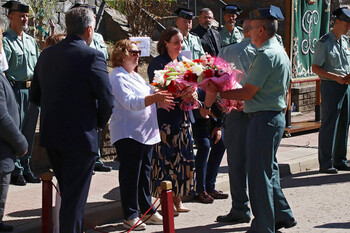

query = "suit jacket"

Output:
[[30, 35, 114, 153], [191, 25, 221, 56], [0, 74, 28, 173]]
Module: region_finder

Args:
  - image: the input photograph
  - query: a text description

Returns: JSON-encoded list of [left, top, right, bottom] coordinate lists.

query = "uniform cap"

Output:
[[223, 5, 242, 15], [249, 5, 284, 21], [2, 1, 29, 13], [333, 7, 350, 23], [174, 7, 195, 20]]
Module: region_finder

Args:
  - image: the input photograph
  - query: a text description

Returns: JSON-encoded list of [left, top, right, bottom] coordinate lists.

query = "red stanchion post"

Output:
[[42, 172, 53, 233], [160, 181, 175, 233]]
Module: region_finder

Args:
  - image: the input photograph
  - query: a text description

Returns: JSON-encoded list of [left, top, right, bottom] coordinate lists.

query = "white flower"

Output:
[[192, 63, 204, 76], [181, 56, 195, 65], [177, 62, 187, 74], [153, 70, 167, 85]]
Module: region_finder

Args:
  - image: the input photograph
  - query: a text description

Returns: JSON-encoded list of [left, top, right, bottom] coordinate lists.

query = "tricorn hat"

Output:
[[223, 5, 242, 15], [174, 7, 195, 20], [2, 0, 29, 13], [249, 5, 284, 21], [333, 7, 350, 23]]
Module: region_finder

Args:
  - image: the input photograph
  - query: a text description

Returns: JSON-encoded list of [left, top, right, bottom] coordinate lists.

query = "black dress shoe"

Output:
[[0, 221, 13, 232], [334, 164, 350, 171], [319, 167, 338, 174], [275, 218, 297, 230], [94, 164, 112, 172], [10, 175, 26, 186], [23, 173, 41, 183], [216, 213, 250, 224]]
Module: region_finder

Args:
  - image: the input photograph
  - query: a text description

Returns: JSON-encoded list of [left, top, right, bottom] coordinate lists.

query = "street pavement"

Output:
[[4, 122, 350, 233], [86, 170, 350, 233]]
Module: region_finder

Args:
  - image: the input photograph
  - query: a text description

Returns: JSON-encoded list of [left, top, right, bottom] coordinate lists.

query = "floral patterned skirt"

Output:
[[151, 121, 196, 197]]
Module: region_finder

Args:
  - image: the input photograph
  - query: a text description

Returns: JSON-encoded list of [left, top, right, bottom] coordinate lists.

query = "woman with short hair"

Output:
[[110, 39, 174, 231]]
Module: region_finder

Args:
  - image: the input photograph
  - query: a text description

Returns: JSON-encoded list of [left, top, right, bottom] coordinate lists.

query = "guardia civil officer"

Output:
[[216, 17, 257, 224], [2, 0, 40, 186], [191, 8, 221, 56], [206, 6, 296, 232], [174, 7, 205, 59], [312, 7, 350, 174], [220, 4, 243, 46]]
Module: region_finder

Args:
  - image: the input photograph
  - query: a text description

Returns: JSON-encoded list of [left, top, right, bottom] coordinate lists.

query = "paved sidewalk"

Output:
[[4, 121, 346, 233]]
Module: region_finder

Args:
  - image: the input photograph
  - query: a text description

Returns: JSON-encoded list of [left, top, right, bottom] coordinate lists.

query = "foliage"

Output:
[[25, 0, 58, 40], [107, 0, 178, 37]]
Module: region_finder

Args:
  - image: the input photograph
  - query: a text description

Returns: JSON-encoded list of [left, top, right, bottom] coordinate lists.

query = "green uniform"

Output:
[[313, 31, 350, 80], [313, 30, 350, 170], [2, 28, 39, 82], [218, 37, 257, 85], [218, 37, 257, 222], [90, 32, 108, 60], [182, 32, 205, 59], [219, 25, 243, 47], [245, 36, 294, 232], [2, 28, 39, 177], [89, 32, 110, 170], [244, 37, 290, 113]]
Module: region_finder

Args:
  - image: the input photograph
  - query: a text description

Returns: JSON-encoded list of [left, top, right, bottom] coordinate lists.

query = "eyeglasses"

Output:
[[129, 50, 141, 56]]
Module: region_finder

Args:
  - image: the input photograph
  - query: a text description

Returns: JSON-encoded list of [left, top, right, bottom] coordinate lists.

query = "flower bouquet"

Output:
[[151, 55, 243, 112]]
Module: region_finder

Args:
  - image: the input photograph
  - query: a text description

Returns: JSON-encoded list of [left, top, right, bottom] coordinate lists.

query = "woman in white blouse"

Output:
[[109, 39, 174, 231]]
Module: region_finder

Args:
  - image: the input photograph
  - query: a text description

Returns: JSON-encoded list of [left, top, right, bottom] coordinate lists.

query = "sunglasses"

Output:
[[129, 50, 141, 56]]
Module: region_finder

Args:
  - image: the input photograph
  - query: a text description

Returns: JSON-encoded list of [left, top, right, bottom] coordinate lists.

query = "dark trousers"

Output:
[[13, 88, 39, 176], [0, 172, 10, 221], [319, 80, 349, 169], [114, 138, 155, 220], [246, 112, 293, 233], [46, 147, 96, 233], [223, 111, 250, 219], [192, 119, 225, 193]]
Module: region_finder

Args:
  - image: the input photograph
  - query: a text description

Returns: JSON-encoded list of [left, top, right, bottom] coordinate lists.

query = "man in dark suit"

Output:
[[0, 28, 28, 232], [30, 7, 114, 233], [191, 8, 221, 56]]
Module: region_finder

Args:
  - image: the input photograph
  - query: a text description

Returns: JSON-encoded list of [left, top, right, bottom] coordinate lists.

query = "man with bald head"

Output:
[[191, 8, 221, 56]]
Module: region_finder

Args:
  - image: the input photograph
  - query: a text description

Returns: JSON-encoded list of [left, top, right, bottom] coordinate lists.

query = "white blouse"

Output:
[[109, 66, 160, 145]]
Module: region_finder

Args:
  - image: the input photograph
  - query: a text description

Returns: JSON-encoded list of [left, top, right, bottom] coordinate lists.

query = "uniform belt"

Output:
[[11, 80, 32, 89], [247, 110, 282, 118]]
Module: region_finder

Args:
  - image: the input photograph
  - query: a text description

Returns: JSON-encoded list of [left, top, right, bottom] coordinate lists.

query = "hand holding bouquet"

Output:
[[151, 55, 243, 112]]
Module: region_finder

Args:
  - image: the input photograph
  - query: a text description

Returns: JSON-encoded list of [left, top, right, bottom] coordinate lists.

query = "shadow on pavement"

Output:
[[280, 171, 350, 189], [103, 187, 120, 201], [315, 221, 350, 229], [154, 223, 250, 233]]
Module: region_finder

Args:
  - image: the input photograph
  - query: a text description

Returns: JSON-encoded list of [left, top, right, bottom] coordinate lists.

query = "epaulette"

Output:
[[341, 35, 349, 43], [318, 34, 330, 43]]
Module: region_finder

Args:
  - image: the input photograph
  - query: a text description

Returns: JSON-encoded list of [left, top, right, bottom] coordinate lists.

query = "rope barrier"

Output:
[[43, 176, 173, 233]]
